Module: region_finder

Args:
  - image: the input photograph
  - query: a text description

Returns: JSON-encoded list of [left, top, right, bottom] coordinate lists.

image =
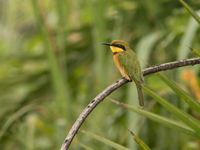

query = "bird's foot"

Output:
[[122, 76, 132, 82]]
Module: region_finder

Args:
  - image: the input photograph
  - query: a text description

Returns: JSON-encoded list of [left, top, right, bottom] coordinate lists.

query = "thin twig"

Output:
[[60, 57, 200, 150]]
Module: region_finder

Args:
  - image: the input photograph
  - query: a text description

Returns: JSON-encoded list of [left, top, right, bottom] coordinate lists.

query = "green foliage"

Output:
[[128, 129, 151, 150], [80, 130, 130, 150], [0, 0, 200, 150], [190, 47, 200, 57], [143, 86, 200, 134], [78, 142, 94, 150], [179, 0, 200, 25], [157, 73, 200, 114], [110, 99, 199, 138], [0, 105, 35, 141]]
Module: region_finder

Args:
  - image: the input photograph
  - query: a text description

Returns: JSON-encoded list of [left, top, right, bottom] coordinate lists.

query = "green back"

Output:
[[117, 49, 143, 83]]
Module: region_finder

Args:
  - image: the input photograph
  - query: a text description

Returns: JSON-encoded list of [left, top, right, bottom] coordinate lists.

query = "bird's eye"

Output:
[[117, 44, 126, 51], [111, 44, 126, 50]]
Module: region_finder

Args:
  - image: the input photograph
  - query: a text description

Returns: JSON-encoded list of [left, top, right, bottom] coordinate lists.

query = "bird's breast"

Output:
[[113, 53, 130, 80], [113, 53, 121, 69]]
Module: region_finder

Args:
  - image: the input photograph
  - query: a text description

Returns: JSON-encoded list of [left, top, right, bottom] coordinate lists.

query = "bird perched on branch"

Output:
[[103, 40, 144, 106]]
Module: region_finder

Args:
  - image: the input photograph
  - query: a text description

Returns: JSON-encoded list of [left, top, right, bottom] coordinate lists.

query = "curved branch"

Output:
[[60, 57, 200, 150]]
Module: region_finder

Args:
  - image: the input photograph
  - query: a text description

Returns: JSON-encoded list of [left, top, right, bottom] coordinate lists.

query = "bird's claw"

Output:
[[122, 76, 132, 82]]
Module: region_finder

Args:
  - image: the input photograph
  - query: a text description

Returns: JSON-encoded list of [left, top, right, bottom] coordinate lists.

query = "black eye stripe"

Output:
[[112, 44, 126, 50]]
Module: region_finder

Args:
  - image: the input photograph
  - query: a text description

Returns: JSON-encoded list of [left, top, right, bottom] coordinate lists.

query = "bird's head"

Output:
[[103, 40, 130, 54]]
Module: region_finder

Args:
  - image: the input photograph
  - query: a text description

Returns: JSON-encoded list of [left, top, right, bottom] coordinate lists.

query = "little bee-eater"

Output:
[[103, 40, 144, 106]]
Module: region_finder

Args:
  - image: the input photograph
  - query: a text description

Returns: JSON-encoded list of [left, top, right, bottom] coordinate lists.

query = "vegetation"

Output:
[[0, 0, 200, 149]]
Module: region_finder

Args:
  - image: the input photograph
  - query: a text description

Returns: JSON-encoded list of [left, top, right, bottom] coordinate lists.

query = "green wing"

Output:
[[118, 50, 143, 83]]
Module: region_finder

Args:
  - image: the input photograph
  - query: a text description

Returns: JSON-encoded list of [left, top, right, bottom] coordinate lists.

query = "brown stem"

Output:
[[60, 57, 200, 150]]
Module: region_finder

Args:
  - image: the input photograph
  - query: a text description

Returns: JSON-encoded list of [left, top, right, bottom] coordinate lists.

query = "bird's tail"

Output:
[[135, 83, 144, 106]]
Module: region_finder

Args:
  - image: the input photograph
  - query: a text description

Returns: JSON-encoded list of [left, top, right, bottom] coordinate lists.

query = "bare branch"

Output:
[[60, 57, 200, 150], [143, 57, 200, 75]]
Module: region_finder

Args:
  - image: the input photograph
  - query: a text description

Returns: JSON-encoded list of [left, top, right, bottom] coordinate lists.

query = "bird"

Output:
[[103, 40, 144, 106]]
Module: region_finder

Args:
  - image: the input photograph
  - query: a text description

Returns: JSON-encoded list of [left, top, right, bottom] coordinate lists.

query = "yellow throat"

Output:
[[110, 46, 124, 53]]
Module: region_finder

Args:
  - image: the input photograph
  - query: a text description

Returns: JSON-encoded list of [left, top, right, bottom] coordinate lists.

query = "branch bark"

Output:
[[60, 57, 200, 150]]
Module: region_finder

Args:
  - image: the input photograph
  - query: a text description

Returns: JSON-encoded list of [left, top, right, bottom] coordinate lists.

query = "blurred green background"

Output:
[[0, 0, 200, 150]]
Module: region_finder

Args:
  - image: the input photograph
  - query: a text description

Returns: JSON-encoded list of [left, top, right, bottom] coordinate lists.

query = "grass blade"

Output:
[[177, 17, 198, 60], [110, 99, 200, 139], [90, 0, 106, 88], [179, 0, 200, 25], [78, 142, 94, 150], [128, 129, 151, 150], [0, 105, 35, 141], [143, 86, 200, 135], [80, 130, 130, 150], [190, 47, 200, 57], [157, 73, 200, 114], [30, 0, 70, 116]]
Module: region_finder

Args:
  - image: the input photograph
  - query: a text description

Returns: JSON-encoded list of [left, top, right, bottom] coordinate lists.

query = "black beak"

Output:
[[102, 43, 112, 46]]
